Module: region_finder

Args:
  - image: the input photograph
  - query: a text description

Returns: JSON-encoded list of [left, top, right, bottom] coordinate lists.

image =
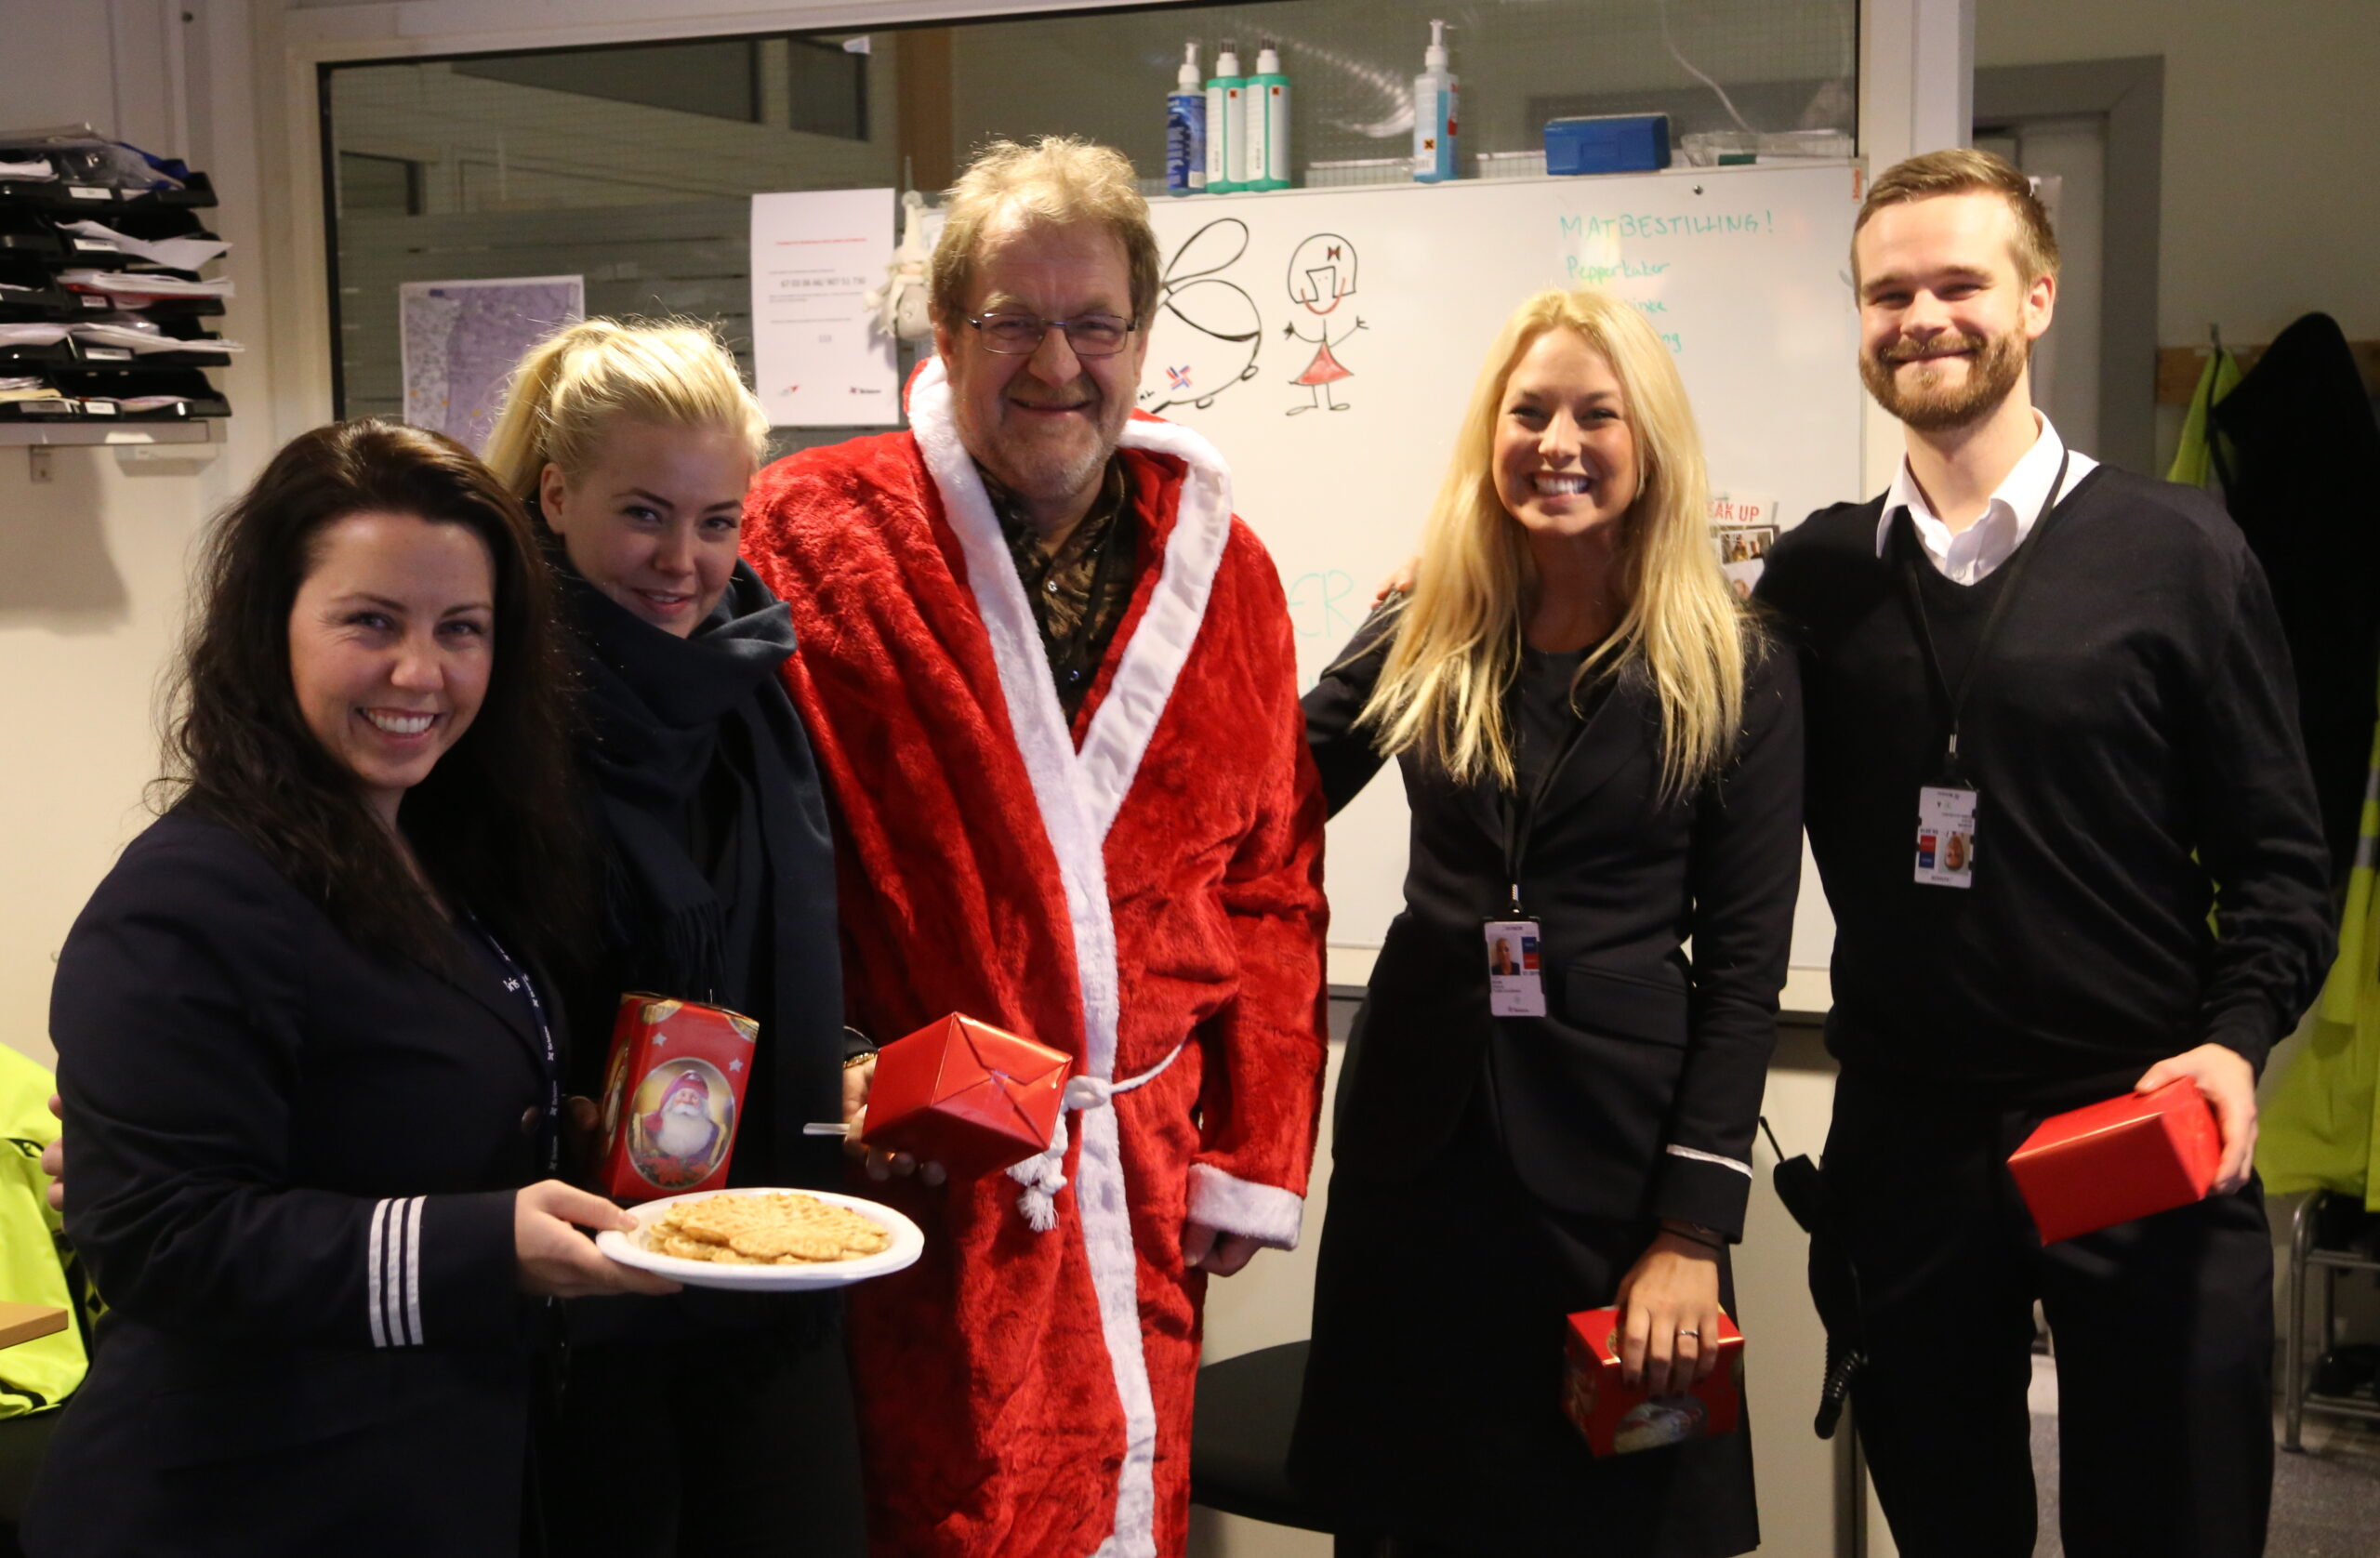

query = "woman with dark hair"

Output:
[[24, 417, 673, 1558], [482, 318, 866, 1557]]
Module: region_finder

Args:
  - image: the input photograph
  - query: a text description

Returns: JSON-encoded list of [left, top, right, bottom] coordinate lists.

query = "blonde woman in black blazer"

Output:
[[1289, 291, 1802, 1558], [25, 421, 671, 1558]]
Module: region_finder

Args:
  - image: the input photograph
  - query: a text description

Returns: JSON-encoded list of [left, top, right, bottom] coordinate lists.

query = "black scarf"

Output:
[[558, 556, 843, 1191]]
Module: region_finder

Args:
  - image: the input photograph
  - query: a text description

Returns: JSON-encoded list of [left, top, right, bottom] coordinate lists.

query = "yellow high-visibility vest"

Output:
[[0, 1045, 86, 1416]]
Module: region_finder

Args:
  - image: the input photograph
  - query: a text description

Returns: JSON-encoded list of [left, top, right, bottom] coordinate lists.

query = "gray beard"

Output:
[[990, 441, 1111, 518]]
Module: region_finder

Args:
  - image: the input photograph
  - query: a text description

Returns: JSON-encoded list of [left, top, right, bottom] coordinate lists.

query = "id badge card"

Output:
[[1484, 919, 1546, 1016], [1914, 785, 1977, 888]]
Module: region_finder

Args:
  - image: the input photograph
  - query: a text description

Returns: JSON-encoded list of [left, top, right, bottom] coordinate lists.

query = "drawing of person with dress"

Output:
[[1284, 232, 1366, 415]]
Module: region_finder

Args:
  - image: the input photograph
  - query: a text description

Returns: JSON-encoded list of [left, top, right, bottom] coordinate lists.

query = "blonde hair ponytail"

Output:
[[1360, 289, 1754, 800], [482, 318, 771, 502]]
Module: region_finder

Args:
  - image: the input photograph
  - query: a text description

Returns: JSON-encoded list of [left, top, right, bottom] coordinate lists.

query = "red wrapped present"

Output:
[[862, 1013, 1070, 1180], [1561, 1306, 1744, 1457], [2007, 1077, 2220, 1244], [593, 994, 759, 1202]]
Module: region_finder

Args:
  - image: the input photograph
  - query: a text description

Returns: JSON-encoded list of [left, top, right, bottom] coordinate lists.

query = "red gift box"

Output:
[[1561, 1306, 1744, 1457], [593, 994, 759, 1202], [2007, 1078, 2220, 1244], [862, 1014, 1070, 1180]]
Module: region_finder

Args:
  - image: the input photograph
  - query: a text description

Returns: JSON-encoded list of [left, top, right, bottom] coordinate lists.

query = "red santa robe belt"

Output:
[[906, 354, 1247, 1558]]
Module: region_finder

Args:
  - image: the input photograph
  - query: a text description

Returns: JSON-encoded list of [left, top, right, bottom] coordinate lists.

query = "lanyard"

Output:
[[470, 918, 562, 1175], [1893, 450, 2069, 778], [1500, 682, 1600, 916]]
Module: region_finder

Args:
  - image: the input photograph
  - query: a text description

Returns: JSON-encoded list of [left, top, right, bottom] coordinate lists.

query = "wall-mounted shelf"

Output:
[[0, 419, 215, 446]]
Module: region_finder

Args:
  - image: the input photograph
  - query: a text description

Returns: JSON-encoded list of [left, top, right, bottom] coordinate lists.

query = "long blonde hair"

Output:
[[1360, 289, 1752, 799], [481, 317, 770, 501]]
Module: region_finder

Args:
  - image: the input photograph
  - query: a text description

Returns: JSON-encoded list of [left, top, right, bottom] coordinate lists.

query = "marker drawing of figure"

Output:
[[1140, 218, 1262, 414], [1284, 232, 1366, 415]]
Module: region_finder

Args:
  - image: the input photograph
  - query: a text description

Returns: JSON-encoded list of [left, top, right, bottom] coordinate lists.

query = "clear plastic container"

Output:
[[1680, 129, 1854, 166], [1475, 150, 1548, 180]]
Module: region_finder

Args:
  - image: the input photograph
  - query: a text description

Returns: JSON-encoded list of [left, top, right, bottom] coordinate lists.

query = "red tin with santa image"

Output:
[[1562, 1306, 1744, 1457], [595, 993, 759, 1202]]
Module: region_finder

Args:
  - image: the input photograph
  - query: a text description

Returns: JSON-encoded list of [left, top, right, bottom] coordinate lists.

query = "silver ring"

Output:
[[1677, 1327, 1700, 1339]]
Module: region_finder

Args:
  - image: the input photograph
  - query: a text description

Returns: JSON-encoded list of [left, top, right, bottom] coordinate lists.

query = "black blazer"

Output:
[[26, 811, 551, 1558], [1306, 608, 1803, 1235]]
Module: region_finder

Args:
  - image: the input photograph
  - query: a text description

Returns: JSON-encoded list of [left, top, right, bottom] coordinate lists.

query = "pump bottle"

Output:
[[1206, 41, 1244, 193], [1412, 20, 1459, 183], [1166, 44, 1206, 195], [1244, 40, 1290, 191]]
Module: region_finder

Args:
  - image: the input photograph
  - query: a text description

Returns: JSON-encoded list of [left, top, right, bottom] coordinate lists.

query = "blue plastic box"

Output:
[[1544, 114, 1672, 176]]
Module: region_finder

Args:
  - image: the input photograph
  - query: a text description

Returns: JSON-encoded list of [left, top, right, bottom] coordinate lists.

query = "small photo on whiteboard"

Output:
[[400, 275, 585, 454]]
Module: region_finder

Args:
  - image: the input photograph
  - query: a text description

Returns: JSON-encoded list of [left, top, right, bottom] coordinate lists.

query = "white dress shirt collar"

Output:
[[1875, 413, 2099, 584]]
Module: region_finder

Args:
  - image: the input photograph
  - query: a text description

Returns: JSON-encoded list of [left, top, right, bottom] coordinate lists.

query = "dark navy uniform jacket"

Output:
[[1304, 615, 1805, 1238], [26, 810, 552, 1558]]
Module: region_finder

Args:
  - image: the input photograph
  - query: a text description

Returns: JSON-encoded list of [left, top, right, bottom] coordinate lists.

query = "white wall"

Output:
[[1977, 0, 2380, 408], [0, 0, 290, 1069]]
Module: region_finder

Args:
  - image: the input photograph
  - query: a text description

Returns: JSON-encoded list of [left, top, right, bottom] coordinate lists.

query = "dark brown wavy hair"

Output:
[[159, 417, 585, 970]]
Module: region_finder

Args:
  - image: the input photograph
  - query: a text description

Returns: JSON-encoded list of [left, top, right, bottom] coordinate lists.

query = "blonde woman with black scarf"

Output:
[[483, 320, 864, 1558], [1289, 289, 1803, 1557]]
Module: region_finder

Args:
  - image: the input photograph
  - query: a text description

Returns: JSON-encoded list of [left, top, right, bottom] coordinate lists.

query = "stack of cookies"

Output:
[[644, 1192, 892, 1265]]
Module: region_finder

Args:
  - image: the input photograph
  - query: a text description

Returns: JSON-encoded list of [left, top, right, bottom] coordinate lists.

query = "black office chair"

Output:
[[1190, 1340, 1374, 1555], [0, 1407, 60, 1556]]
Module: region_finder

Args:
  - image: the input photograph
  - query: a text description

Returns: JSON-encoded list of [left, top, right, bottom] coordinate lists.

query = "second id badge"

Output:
[[1484, 919, 1546, 1016], [1914, 785, 1977, 888]]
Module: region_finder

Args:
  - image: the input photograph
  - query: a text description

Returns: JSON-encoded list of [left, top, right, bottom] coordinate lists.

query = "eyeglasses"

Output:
[[963, 311, 1140, 358]]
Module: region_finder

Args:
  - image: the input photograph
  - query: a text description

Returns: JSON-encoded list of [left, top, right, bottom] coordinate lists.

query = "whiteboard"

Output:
[[1140, 162, 1862, 979]]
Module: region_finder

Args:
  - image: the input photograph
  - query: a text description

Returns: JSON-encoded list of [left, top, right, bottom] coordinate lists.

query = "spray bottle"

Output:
[[1244, 39, 1291, 191], [1166, 43, 1206, 195], [1206, 40, 1244, 194], [1412, 20, 1459, 183]]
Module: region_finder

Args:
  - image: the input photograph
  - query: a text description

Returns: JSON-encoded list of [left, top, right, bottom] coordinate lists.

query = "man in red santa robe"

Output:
[[740, 138, 1329, 1558]]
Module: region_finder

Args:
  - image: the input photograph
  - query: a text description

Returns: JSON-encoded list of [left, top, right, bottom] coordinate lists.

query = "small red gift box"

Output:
[[2007, 1078, 2220, 1244], [1561, 1306, 1744, 1457], [593, 994, 759, 1202], [862, 1013, 1070, 1180]]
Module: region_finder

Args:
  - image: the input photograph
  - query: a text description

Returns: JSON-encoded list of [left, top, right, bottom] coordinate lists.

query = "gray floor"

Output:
[[2027, 1355, 2380, 1557]]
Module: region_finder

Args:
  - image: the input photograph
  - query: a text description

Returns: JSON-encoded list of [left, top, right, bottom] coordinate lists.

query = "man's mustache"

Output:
[[1880, 331, 1988, 363]]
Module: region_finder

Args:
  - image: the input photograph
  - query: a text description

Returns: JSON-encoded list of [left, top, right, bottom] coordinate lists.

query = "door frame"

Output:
[[1974, 56, 2163, 475]]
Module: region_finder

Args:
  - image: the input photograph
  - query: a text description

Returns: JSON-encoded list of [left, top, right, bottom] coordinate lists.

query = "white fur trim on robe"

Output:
[[1187, 1163, 1305, 1250], [905, 354, 1236, 1558]]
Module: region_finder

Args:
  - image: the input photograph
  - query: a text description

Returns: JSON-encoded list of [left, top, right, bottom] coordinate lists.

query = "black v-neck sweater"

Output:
[[1756, 465, 2335, 1103]]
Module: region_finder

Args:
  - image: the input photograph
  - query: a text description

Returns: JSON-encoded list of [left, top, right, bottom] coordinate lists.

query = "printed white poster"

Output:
[[750, 188, 897, 427], [400, 275, 584, 453]]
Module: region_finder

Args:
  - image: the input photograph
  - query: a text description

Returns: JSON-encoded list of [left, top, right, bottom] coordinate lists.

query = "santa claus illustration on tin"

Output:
[[629, 1063, 734, 1190]]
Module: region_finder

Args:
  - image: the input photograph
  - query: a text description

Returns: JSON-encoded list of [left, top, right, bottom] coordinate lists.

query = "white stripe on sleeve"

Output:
[[1664, 1142, 1753, 1178], [366, 1197, 391, 1349], [402, 1195, 425, 1346]]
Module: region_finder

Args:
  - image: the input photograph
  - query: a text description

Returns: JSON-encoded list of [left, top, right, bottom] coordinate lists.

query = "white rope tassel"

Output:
[[1010, 1042, 1186, 1232]]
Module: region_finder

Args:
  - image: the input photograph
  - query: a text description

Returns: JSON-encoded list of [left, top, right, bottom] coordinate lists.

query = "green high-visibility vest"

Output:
[[0, 1045, 85, 1416], [2261, 700, 2380, 1210]]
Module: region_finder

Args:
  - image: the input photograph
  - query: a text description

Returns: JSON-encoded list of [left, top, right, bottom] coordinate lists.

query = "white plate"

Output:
[[597, 1187, 923, 1291]]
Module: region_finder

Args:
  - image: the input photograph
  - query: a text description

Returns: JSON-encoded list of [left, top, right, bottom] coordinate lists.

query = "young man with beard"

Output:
[[739, 138, 1328, 1558], [1755, 150, 2333, 1557]]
